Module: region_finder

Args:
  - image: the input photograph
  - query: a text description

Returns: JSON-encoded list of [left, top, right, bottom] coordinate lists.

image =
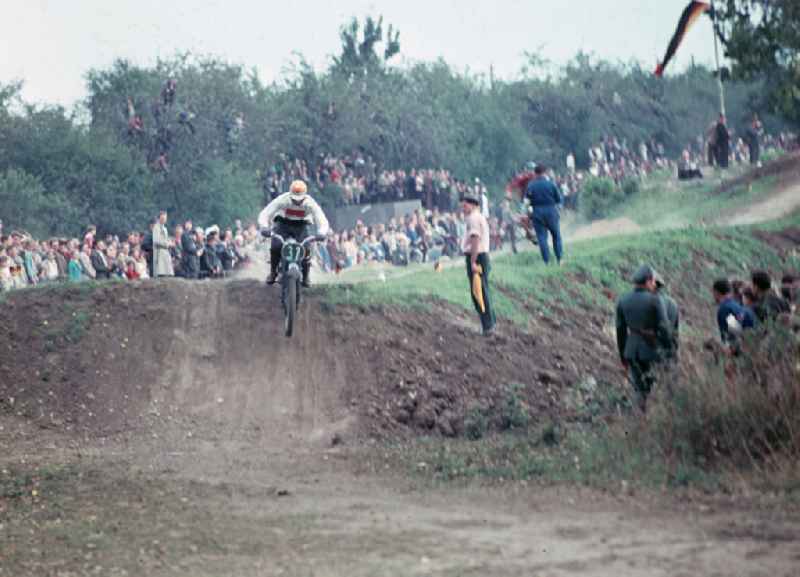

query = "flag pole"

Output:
[[710, 0, 727, 115]]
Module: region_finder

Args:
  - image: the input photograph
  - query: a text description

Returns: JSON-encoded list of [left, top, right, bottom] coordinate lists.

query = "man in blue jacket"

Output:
[[526, 165, 563, 264], [712, 278, 755, 351]]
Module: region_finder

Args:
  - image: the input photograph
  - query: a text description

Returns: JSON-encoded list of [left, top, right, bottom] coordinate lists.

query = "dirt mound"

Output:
[[716, 151, 800, 196], [0, 279, 622, 441], [0, 281, 358, 439]]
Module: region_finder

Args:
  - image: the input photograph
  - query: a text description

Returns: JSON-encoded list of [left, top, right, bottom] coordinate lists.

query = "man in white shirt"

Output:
[[462, 194, 496, 336], [257, 180, 330, 287]]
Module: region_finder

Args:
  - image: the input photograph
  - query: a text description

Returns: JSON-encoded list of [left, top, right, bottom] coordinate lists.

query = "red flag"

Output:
[[655, 1, 711, 77]]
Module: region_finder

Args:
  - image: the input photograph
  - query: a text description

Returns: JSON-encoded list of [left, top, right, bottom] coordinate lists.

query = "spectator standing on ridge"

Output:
[[616, 265, 673, 412], [181, 221, 200, 279], [79, 243, 97, 280], [91, 241, 111, 279], [715, 114, 731, 169], [461, 193, 496, 337], [566, 151, 576, 175], [202, 230, 223, 278], [525, 165, 564, 265], [152, 210, 174, 278], [745, 114, 763, 167], [68, 250, 83, 282]]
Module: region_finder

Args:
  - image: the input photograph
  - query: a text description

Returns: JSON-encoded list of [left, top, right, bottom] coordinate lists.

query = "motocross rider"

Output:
[[257, 180, 330, 287]]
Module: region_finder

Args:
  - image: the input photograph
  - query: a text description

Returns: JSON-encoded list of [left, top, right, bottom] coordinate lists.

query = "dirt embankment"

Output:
[[0, 278, 625, 442], [0, 281, 356, 441], [721, 152, 800, 226]]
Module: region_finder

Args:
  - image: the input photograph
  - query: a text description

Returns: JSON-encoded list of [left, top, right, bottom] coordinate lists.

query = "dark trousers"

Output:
[[531, 206, 563, 264], [504, 220, 518, 254], [182, 255, 199, 279], [466, 253, 496, 333], [628, 359, 655, 411], [749, 143, 760, 165], [716, 142, 730, 168]]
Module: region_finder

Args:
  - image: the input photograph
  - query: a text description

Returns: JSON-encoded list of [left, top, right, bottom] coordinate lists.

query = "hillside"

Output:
[[1, 160, 799, 577]]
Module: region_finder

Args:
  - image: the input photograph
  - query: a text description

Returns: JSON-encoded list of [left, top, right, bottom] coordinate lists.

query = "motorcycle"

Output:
[[262, 230, 324, 337]]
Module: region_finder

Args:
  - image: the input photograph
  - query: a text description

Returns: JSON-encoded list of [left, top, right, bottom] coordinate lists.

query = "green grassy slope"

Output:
[[329, 216, 799, 330]]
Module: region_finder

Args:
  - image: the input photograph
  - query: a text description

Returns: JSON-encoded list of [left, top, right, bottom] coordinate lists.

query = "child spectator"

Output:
[[68, 251, 83, 282]]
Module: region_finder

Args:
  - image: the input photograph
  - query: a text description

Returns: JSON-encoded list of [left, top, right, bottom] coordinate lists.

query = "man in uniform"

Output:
[[616, 265, 673, 412], [654, 272, 679, 358], [462, 194, 496, 336]]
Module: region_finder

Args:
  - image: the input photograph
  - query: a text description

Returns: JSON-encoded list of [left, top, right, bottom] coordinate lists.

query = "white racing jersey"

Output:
[[257, 192, 330, 235]]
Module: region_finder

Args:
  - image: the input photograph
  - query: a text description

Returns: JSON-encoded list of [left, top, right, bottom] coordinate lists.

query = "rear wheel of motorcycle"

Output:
[[285, 278, 296, 338]]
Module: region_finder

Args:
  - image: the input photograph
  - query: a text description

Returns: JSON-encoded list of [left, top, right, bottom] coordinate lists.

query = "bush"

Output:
[[649, 326, 800, 483], [621, 177, 641, 197], [464, 405, 489, 440], [579, 177, 625, 220], [499, 383, 531, 431]]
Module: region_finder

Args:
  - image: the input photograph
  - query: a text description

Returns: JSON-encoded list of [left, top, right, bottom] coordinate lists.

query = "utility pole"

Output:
[[710, 0, 727, 116]]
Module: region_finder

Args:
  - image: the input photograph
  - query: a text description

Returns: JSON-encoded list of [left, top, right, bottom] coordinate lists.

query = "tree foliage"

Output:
[[715, 0, 800, 123], [0, 16, 792, 237]]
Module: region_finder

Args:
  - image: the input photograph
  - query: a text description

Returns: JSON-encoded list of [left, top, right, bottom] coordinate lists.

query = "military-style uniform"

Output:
[[616, 268, 673, 410], [657, 289, 680, 358]]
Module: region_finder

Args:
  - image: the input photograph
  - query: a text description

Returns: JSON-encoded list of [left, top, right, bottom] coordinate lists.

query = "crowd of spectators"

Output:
[[712, 269, 798, 351], [3, 121, 797, 290], [262, 152, 490, 213], [0, 217, 258, 292], [679, 115, 796, 179]]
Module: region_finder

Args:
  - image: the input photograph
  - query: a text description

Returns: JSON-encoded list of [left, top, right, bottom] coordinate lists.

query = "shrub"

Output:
[[649, 326, 800, 483], [579, 177, 625, 220], [499, 383, 531, 431], [464, 405, 489, 440], [621, 177, 641, 197]]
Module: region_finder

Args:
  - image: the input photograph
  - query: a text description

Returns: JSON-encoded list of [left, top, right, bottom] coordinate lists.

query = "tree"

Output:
[[332, 16, 400, 78], [715, 0, 800, 123]]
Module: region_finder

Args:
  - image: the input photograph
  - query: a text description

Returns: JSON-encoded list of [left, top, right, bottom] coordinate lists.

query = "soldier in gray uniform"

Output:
[[616, 265, 674, 411], [654, 272, 679, 358]]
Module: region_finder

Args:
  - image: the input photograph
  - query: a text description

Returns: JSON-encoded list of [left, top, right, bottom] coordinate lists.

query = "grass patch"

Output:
[[616, 170, 778, 229], [325, 219, 797, 327], [383, 423, 718, 489]]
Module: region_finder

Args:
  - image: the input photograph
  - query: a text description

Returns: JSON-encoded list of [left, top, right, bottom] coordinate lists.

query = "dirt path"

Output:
[[567, 216, 642, 243], [3, 415, 799, 577], [725, 181, 800, 226]]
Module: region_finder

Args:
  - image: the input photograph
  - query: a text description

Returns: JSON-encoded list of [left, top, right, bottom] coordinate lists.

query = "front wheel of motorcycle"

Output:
[[284, 277, 297, 338]]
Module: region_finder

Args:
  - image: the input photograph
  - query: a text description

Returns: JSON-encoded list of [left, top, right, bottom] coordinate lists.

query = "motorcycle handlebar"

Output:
[[268, 233, 324, 246]]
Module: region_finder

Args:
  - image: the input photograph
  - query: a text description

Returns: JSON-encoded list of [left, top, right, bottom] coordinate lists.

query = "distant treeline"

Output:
[[0, 17, 789, 237]]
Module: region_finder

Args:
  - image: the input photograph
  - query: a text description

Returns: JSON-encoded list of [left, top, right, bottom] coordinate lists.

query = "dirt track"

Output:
[[2, 278, 800, 576], [3, 159, 800, 575], [726, 181, 800, 226], [4, 410, 800, 577]]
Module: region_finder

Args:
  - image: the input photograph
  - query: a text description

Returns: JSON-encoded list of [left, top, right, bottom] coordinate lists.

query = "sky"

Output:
[[1, 0, 722, 108]]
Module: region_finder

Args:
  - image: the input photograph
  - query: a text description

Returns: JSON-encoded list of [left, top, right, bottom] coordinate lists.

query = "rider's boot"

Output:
[[267, 246, 280, 285], [301, 260, 312, 288]]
